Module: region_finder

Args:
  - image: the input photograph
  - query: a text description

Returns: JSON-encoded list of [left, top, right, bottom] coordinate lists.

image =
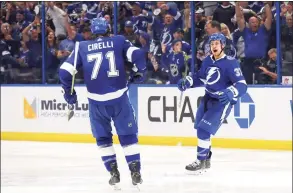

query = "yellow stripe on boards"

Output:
[[1, 132, 292, 151]]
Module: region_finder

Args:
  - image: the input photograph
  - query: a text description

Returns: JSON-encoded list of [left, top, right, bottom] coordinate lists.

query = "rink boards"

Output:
[[1, 85, 292, 150]]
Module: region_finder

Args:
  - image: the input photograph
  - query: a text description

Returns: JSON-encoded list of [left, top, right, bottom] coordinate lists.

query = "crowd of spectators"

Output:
[[0, 1, 292, 84]]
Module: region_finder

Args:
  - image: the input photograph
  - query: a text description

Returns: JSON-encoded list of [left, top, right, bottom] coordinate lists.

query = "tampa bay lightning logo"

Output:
[[160, 28, 172, 45], [206, 67, 221, 85]]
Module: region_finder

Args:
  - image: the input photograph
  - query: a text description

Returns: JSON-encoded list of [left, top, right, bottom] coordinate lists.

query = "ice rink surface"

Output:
[[1, 141, 292, 193]]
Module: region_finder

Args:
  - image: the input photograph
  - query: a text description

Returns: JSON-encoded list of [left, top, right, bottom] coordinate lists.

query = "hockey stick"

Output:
[[67, 41, 80, 121], [178, 58, 189, 108]]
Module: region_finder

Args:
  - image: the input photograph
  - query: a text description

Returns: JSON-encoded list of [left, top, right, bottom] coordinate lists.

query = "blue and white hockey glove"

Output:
[[177, 76, 192, 92], [218, 89, 234, 105], [62, 88, 77, 105]]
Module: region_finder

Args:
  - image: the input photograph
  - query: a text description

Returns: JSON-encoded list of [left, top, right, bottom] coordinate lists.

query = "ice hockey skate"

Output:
[[109, 162, 121, 190], [185, 151, 212, 175], [129, 161, 143, 187]]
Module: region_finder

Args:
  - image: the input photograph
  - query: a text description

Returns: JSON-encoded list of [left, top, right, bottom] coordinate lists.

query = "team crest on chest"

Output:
[[206, 67, 221, 85]]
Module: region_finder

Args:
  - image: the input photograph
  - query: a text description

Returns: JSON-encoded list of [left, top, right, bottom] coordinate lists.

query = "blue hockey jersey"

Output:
[[190, 54, 247, 102], [131, 14, 153, 32], [59, 35, 146, 105], [151, 7, 182, 44], [161, 51, 190, 84]]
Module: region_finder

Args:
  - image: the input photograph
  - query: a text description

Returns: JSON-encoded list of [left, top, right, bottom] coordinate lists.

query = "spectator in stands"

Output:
[[130, 2, 152, 33], [166, 28, 191, 55], [221, 23, 237, 58], [4, 2, 17, 24], [122, 20, 138, 45], [64, 14, 90, 42], [197, 20, 221, 61], [15, 10, 30, 33], [184, 8, 206, 43], [236, 2, 272, 84], [138, 31, 151, 53], [281, 15, 293, 62], [151, 2, 182, 45], [280, 2, 292, 24], [213, 2, 235, 32], [0, 27, 20, 78], [104, 14, 113, 33], [231, 2, 258, 25], [182, 1, 190, 30], [258, 48, 278, 83], [17, 40, 30, 69], [161, 39, 190, 84], [22, 16, 42, 69], [202, 2, 218, 17], [232, 28, 245, 60], [220, 23, 232, 40], [0, 1, 289, 85], [145, 53, 169, 84], [46, 31, 60, 83], [118, 3, 131, 33], [1, 22, 20, 57], [46, 2, 67, 37]]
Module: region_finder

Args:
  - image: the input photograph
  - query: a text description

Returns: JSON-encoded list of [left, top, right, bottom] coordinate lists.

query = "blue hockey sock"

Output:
[[197, 129, 211, 161], [96, 138, 117, 172], [119, 134, 141, 171]]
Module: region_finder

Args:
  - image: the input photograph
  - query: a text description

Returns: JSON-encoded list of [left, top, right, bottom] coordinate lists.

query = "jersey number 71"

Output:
[[87, 51, 119, 80]]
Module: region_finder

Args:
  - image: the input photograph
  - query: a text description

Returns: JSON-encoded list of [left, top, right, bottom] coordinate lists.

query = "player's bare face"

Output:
[[210, 40, 223, 56]]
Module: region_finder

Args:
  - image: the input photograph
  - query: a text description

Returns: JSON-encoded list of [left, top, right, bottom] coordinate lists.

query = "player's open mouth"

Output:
[[213, 49, 218, 52]]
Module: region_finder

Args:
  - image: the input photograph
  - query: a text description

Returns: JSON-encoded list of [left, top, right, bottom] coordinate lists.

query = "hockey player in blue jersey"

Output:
[[59, 18, 146, 188], [177, 33, 247, 173]]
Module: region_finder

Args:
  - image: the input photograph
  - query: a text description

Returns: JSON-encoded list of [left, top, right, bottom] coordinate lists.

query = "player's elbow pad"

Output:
[[228, 81, 247, 98]]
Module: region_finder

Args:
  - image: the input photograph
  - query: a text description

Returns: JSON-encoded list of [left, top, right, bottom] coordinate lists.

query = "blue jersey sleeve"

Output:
[[59, 42, 82, 91], [122, 38, 146, 73], [226, 58, 247, 98]]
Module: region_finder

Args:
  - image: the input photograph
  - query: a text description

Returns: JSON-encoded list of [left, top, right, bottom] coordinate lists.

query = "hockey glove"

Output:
[[177, 76, 192, 92], [129, 71, 145, 84], [62, 88, 77, 105], [218, 89, 234, 105]]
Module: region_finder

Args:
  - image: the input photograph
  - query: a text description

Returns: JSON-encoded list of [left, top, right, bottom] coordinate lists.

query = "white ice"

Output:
[[1, 141, 292, 193]]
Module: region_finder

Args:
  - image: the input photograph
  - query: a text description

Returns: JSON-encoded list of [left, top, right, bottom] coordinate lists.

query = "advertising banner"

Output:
[[1, 85, 292, 149], [137, 87, 292, 140]]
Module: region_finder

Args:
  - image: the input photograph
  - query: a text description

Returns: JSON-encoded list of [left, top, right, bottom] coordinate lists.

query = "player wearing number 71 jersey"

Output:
[[59, 18, 146, 188], [177, 33, 247, 174]]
